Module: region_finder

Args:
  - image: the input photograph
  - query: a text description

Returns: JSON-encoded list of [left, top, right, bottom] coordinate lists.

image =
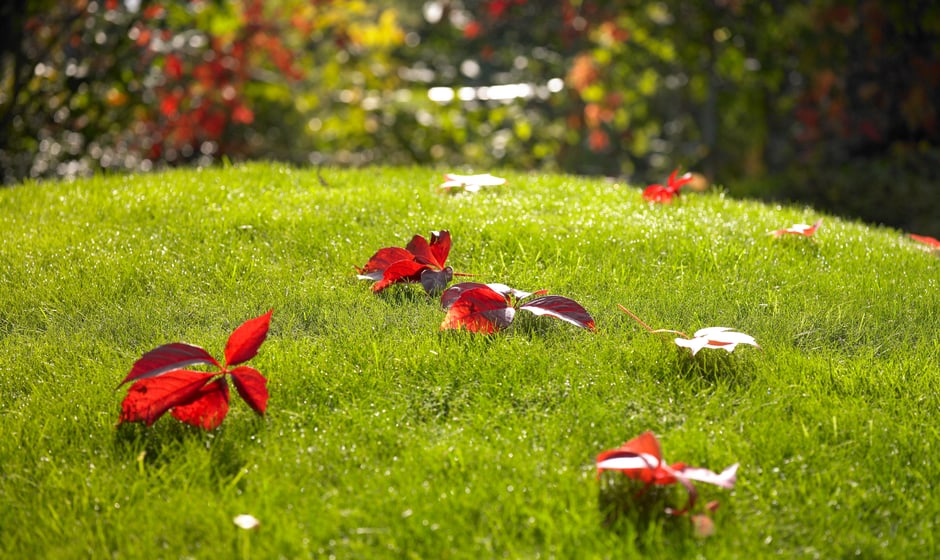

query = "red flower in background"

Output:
[[643, 169, 694, 203]]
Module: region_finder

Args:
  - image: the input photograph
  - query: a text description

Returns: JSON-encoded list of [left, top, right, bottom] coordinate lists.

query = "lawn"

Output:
[[1, 164, 938, 558]]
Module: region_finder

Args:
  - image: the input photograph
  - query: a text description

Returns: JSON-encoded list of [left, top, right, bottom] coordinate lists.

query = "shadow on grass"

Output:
[[597, 474, 699, 550], [655, 349, 756, 390], [113, 421, 248, 483]]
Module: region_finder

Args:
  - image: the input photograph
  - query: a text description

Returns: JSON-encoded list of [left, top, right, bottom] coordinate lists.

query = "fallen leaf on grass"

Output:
[[597, 430, 738, 517], [770, 218, 822, 238], [356, 230, 467, 295], [441, 282, 595, 333], [117, 311, 272, 430], [437, 173, 506, 194], [643, 168, 694, 203], [618, 305, 758, 355]]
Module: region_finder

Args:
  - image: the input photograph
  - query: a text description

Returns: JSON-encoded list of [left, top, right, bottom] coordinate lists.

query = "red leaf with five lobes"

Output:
[[373, 259, 429, 292], [520, 295, 596, 330], [356, 247, 414, 278], [406, 230, 451, 269], [440, 286, 515, 333], [171, 377, 231, 430], [224, 310, 273, 367], [230, 366, 269, 415], [119, 370, 218, 427], [117, 342, 219, 388]]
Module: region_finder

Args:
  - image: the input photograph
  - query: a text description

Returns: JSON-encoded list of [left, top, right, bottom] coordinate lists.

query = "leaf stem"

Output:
[[617, 304, 654, 333]]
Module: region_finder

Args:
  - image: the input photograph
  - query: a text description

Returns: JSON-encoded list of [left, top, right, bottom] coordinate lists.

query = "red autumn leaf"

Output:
[[230, 366, 269, 415], [643, 168, 694, 203], [171, 377, 231, 430], [372, 259, 429, 292], [355, 247, 414, 279], [406, 230, 451, 269], [357, 231, 465, 295], [117, 342, 219, 387], [770, 218, 823, 238], [224, 309, 272, 367], [597, 431, 739, 516], [520, 295, 596, 331], [117, 311, 273, 430], [440, 282, 594, 333], [440, 284, 515, 333], [119, 370, 218, 427], [909, 233, 940, 248]]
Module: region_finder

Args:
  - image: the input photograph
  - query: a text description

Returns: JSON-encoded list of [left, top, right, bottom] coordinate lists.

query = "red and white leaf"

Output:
[[597, 431, 738, 516], [674, 327, 758, 355], [596, 431, 676, 485], [770, 218, 823, 237], [119, 370, 218, 427], [170, 377, 231, 430], [224, 310, 272, 367], [519, 295, 596, 330], [355, 246, 414, 277], [117, 342, 219, 387], [440, 285, 515, 333], [230, 365, 269, 416]]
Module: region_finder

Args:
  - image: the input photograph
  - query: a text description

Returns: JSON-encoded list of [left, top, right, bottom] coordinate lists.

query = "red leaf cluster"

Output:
[[642, 169, 694, 204], [440, 282, 596, 333], [597, 431, 738, 517], [117, 310, 272, 430], [356, 231, 457, 294]]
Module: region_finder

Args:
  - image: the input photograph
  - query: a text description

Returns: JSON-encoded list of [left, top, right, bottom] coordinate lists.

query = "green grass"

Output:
[[1, 163, 938, 558]]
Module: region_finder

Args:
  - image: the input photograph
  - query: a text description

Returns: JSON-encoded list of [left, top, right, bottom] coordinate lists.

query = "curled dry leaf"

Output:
[[441, 282, 595, 333], [356, 230, 461, 295], [770, 218, 822, 238], [117, 310, 272, 430], [438, 173, 506, 194]]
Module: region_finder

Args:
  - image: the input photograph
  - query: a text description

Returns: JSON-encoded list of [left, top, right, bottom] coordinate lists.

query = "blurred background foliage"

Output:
[[2, 0, 938, 234]]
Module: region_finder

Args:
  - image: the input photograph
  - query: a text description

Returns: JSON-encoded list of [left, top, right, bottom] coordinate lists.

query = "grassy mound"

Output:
[[1, 164, 937, 558]]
